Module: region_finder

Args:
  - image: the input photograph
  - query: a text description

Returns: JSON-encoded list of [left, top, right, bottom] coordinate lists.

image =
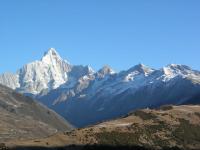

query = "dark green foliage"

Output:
[[143, 121, 170, 147], [0, 143, 8, 150], [145, 121, 169, 134], [95, 117, 200, 149], [99, 127, 106, 131], [172, 118, 200, 145], [159, 105, 173, 111], [134, 110, 157, 120], [95, 131, 141, 146], [195, 112, 200, 118], [95, 121, 170, 147]]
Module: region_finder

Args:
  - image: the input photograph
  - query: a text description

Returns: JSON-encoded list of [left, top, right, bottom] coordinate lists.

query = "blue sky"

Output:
[[0, 0, 200, 73]]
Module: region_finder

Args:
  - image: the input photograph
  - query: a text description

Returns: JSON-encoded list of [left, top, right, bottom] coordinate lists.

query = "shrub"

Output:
[[195, 112, 200, 118], [172, 118, 200, 144], [134, 110, 157, 120], [95, 131, 140, 146], [159, 105, 173, 111]]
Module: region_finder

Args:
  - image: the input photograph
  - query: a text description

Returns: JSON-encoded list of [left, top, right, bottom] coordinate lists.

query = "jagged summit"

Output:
[[166, 64, 191, 71], [86, 65, 95, 74], [127, 63, 154, 75], [162, 64, 193, 76], [44, 48, 59, 55], [43, 48, 61, 58], [0, 48, 72, 94], [97, 65, 115, 77], [41, 48, 70, 65], [1, 49, 200, 128]]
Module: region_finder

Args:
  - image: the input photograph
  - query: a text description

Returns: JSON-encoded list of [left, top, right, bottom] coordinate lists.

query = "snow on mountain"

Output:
[[0, 48, 71, 94], [1, 48, 200, 127], [39, 62, 200, 127], [16, 48, 72, 94], [153, 64, 199, 82], [97, 65, 115, 78], [0, 48, 96, 96], [120, 64, 154, 82], [0, 72, 20, 89]]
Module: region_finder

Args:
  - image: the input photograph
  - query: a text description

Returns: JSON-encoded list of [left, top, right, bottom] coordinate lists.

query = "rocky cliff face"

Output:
[[1, 48, 200, 127]]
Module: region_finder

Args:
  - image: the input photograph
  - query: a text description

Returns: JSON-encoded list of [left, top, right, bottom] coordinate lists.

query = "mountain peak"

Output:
[[14, 48, 72, 94], [161, 64, 193, 77], [127, 64, 154, 74], [166, 64, 191, 71], [41, 48, 69, 65], [47, 47, 58, 53], [43, 48, 61, 59], [86, 65, 95, 74], [97, 65, 115, 77]]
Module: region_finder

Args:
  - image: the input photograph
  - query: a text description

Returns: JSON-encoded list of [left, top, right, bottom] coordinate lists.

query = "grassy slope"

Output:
[[5, 105, 200, 150], [0, 85, 73, 143]]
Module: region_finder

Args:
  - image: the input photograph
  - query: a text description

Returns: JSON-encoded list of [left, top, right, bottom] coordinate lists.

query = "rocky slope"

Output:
[[6, 105, 200, 150], [1, 48, 200, 127], [0, 84, 73, 143], [47, 63, 200, 127]]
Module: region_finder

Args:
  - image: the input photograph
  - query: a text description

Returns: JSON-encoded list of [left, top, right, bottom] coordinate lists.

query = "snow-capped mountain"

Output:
[[17, 48, 73, 94], [0, 48, 74, 94], [1, 48, 200, 127], [38, 62, 200, 127]]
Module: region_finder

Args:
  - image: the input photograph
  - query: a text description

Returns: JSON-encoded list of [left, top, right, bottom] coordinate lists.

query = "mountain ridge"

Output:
[[1, 48, 200, 127]]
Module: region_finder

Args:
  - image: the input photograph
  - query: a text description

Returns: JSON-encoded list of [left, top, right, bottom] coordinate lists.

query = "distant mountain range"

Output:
[[1, 48, 200, 127]]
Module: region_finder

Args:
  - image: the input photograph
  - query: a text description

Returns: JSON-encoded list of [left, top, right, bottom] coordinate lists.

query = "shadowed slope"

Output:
[[0, 84, 73, 142], [5, 105, 200, 150]]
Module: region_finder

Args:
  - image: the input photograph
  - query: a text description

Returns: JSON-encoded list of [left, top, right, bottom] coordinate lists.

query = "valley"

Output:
[[0, 49, 200, 150], [1, 0, 199, 149], [1, 49, 200, 127], [3, 105, 200, 150]]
